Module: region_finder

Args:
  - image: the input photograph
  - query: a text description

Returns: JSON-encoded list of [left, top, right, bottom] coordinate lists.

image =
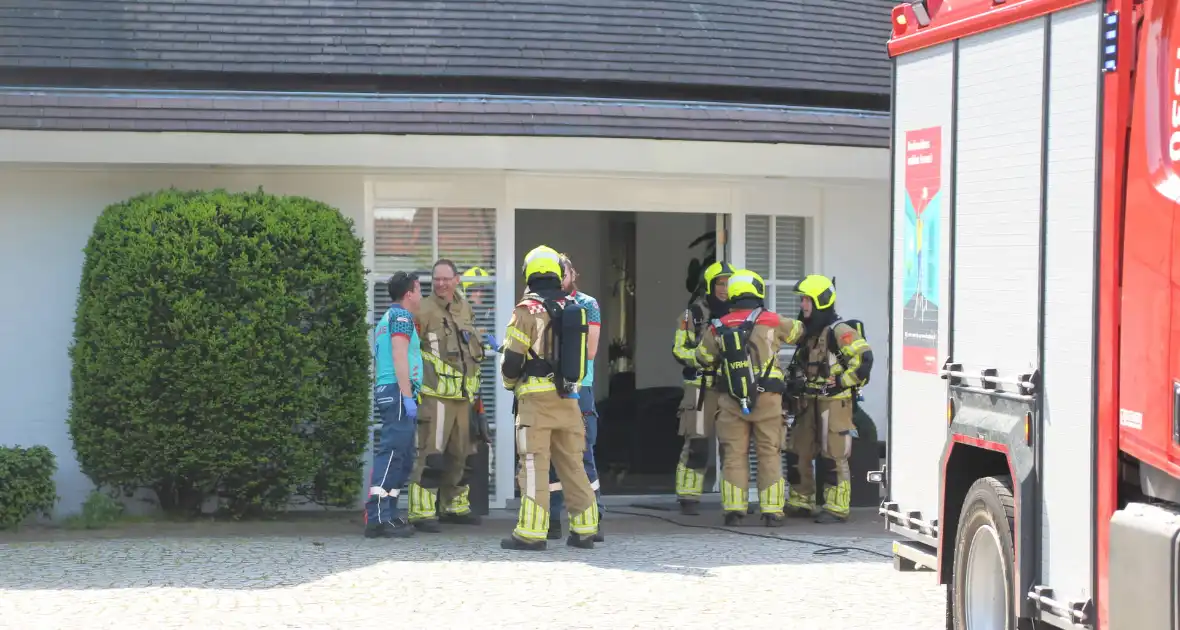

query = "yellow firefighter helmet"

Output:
[[703, 260, 735, 294], [726, 269, 766, 301], [461, 266, 490, 292], [793, 274, 836, 310], [521, 245, 563, 281]]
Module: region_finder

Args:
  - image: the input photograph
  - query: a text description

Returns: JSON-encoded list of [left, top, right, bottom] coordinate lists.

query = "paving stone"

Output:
[[0, 513, 945, 629]]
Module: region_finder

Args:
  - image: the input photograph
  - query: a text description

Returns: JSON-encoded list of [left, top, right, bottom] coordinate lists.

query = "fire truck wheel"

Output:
[[951, 475, 1016, 630]]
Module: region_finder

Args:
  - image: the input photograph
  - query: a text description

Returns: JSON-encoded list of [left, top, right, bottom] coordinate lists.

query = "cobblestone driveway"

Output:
[[0, 511, 946, 630]]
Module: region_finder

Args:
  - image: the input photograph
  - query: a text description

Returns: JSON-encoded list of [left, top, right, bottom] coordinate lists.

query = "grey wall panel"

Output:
[[890, 41, 954, 523]]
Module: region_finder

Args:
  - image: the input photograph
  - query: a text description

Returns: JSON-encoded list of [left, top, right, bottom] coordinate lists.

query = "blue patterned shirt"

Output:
[[374, 304, 423, 391], [569, 291, 601, 387]]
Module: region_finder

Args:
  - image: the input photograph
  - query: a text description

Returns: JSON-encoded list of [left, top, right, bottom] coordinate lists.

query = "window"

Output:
[[371, 206, 499, 500], [745, 214, 808, 320], [743, 214, 809, 496]]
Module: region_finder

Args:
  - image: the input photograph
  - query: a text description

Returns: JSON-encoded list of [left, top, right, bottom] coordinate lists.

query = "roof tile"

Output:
[[0, 88, 889, 146], [0, 0, 893, 96]]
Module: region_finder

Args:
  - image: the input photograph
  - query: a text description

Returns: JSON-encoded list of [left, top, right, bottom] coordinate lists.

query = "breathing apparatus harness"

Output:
[[681, 297, 730, 412], [679, 299, 709, 382], [520, 287, 589, 400], [711, 306, 783, 415], [786, 315, 869, 402], [784, 274, 862, 409]]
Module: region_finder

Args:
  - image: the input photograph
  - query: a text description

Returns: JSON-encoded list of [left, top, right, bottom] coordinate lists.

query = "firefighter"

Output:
[[695, 270, 804, 527], [407, 259, 489, 531], [456, 266, 496, 515], [786, 274, 873, 524], [500, 245, 600, 551], [670, 260, 734, 516], [460, 266, 490, 303], [547, 253, 604, 542]]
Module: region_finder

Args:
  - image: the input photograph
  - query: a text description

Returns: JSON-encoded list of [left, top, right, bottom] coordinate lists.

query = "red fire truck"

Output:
[[876, 0, 1180, 627]]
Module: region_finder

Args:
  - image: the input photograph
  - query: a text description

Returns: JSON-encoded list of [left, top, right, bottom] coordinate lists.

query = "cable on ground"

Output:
[[609, 504, 893, 559]]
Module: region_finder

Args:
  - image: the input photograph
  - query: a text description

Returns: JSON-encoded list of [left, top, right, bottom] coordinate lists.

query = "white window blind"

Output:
[[744, 215, 808, 319], [371, 206, 499, 501], [742, 214, 808, 497]]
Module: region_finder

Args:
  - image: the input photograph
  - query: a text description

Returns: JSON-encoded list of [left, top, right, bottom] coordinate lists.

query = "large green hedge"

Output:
[[68, 188, 371, 517]]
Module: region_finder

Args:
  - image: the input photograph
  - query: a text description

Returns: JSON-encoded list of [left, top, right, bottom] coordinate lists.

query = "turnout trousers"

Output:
[[548, 386, 603, 518], [675, 385, 720, 501], [716, 393, 787, 516], [788, 397, 853, 519], [511, 392, 600, 543], [408, 396, 474, 522]]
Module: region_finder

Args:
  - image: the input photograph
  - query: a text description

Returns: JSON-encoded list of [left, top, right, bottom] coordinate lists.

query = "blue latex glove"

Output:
[[483, 333, 499, 352], [402, 394, 418, 421]]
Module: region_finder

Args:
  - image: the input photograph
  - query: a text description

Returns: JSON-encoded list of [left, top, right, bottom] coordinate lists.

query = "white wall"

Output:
[[0, 167, 366, 516], [819, 183, 891, 436], [634, 213, 713, 390]]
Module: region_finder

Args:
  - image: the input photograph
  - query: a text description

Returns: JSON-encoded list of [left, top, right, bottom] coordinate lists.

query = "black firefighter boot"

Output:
[[412, 518, 442, 533], [439, 511, 482, 525], [566, 532, 595, 549], [552, 515, 603, 542], [501, 535, 547, 551], [762, 513, 786, 528], [678, 499, 701, 516], [788, 505, 816, 518], [724, 511, 745, 527], [814, 511, 848, 524], [364, 518, 415, 539]]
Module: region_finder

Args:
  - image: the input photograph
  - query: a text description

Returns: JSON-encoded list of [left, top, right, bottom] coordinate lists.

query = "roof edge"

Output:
[[0, 86, 890, 148], [0, 67, 891, 112], [0, 86, 890, 121]]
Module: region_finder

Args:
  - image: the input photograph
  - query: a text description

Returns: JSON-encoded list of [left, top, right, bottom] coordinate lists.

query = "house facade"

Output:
[[0, 0, 894, 515]]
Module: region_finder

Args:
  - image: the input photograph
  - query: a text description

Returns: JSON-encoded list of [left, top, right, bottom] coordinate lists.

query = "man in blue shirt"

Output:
[[547, 253, 605, 542], [365, 271, 425, 539]]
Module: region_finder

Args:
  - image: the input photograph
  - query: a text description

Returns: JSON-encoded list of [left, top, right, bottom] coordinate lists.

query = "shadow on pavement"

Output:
[[0, 507, 903, 590]]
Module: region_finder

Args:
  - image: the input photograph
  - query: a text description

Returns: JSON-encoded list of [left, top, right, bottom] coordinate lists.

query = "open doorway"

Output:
[[515, 209, 721, 496]]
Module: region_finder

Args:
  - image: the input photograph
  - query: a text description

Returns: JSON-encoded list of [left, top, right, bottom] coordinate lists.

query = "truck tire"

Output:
[[951, 475, 1017, 630]]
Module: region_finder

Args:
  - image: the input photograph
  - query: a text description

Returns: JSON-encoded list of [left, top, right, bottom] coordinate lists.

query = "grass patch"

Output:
[[58, 491, 157, 530]]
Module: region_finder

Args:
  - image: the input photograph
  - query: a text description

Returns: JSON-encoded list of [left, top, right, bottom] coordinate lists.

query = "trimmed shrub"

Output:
[[68, 188, 371, 517], [0, 445, 58, 529], [64, 490, 125, 530]]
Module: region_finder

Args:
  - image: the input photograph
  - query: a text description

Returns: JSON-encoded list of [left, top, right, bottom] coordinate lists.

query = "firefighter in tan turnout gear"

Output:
[[499, 245, 600, 551], [786, 274, 873, 524], [670, 261, 734, 516], [695, 270, 804, 527], [407, 259, 488, 531]]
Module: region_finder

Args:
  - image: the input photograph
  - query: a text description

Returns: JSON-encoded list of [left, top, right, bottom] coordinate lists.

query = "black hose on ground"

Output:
[[610, 504, 892, 559]]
